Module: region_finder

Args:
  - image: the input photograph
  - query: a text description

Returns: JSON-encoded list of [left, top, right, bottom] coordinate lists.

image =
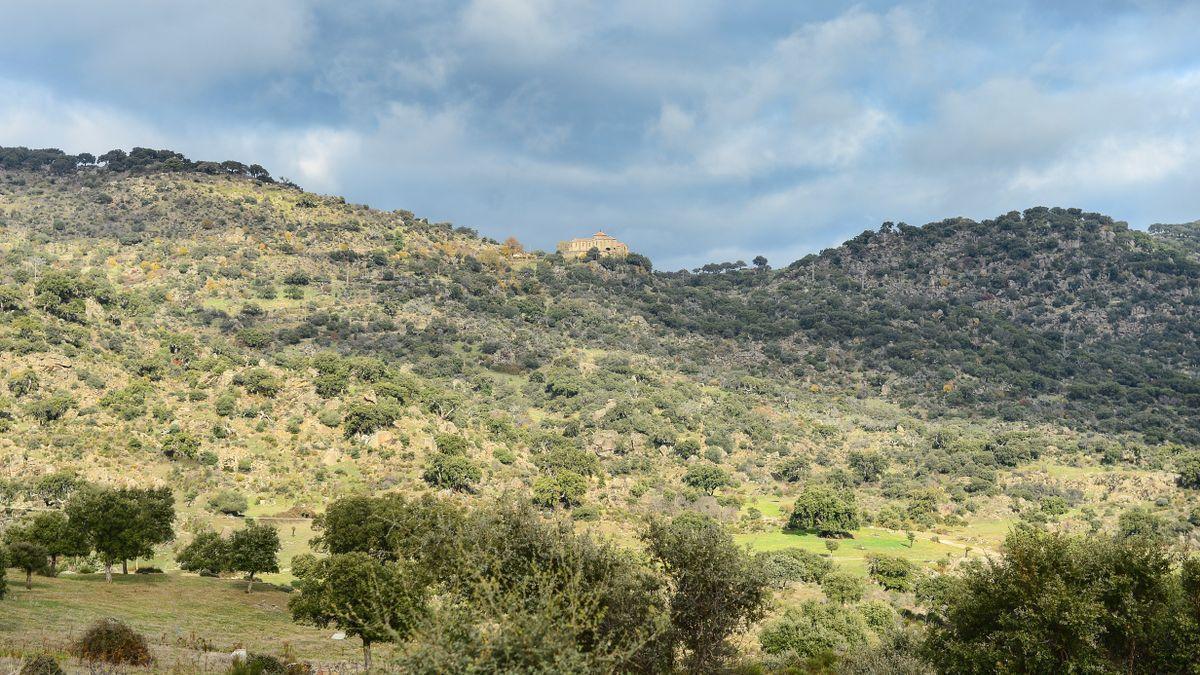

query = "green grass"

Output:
[[0, 571, 370, 665], [735, 526, 968, 575]]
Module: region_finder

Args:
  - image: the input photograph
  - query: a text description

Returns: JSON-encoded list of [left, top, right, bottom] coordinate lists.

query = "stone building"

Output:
[[556, 231, 629, 258]]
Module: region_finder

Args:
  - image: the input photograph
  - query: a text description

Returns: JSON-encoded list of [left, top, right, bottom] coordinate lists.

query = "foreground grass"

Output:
[[0, 571, 368, 667]]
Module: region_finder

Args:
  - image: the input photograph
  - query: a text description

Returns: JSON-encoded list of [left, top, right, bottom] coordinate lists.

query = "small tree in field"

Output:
[[175, 530, 229, 575], [228, 521, 280, 593], [683, 464, 733, 496], [289, 552, 426, 670], [66, 486, 175, 581], [788, 485, 860, 537], [5, 510, 89, 574], [8, 541, 49, 589], [821, 571, 864, 605]]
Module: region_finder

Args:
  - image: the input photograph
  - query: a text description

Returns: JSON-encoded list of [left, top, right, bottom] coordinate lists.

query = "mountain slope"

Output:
[[1, 150, 1196, 556]]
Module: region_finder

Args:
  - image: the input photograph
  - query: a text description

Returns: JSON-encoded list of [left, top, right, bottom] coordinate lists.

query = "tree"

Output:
[[160, 429, 201, 460], [848, 450, 888, 484], [31, 473, 80, 504], [66, 486, 175, 581], [788, 485, 860, 536], [1176, 452, 1200, 489], [760, 600, 870, 663], [175, 530, 228, 575], [682, 463, 732, 495], [531, 471, 588, 508], [209, 489, 248, 516], [289, 552, 426, 670], [422, 452, 481, 492], [922, 525, 1196, 673], [7, 541, 49, 589], [4, 510, 87, 574], [674, 438, 701, 459], [821, 571, 865, 605], [755, 548, 833, 587], [1117, 506, 1169, 542], [642, 513, 768, 671], [341, 402, 400, 438], [866, 554, 916, 592], [752, 255, 769, 270], [228, 521, 280, 593]]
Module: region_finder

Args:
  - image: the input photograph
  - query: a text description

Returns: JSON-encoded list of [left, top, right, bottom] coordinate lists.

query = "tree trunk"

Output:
[[104, 562, 113, 583], [122, 560, 128, 575], [363, 642, 372, 671], [49, 554, 58, 576], [26, 570, 33, 590], [246, 573, 255, 594]]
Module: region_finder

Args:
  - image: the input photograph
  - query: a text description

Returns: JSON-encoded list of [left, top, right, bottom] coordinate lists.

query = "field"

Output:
[[736, 526, 971, 575], [0, 571, 370, 673]]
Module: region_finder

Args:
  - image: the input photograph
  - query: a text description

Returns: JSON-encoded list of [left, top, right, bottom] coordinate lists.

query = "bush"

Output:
[[759, 600, 870, 663], [227, 652, 289, 674], [73, 618, 152, 667], [755, 548, 834, 587], [19, 654, 64, 675], [422, 453, 481, 492], [821, 571, 865, 604], [866, 554, 917, 592], [210, 489, 249, 516]]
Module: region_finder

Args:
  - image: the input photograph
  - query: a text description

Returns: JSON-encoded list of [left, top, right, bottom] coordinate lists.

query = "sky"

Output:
[[1, 1, 1199, 270]]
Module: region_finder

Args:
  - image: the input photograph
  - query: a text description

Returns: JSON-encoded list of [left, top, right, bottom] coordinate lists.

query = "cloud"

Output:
[[1, 1, 1199, 267], [0, 1, 315, 98]]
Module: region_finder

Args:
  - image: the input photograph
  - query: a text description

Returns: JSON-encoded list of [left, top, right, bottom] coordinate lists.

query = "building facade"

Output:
[[556, 231, 629, 258]]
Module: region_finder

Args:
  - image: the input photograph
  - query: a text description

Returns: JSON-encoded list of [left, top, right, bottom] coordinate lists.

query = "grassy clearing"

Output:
[[735, 527, 968, 575], [0, 571, 369, 667]]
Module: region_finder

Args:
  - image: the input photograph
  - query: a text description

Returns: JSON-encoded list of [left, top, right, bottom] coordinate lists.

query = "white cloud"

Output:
[[0, 0, 316, 95]]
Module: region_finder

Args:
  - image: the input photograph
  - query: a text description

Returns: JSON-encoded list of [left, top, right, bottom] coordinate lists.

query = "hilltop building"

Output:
[[557, 231, 629, 258]]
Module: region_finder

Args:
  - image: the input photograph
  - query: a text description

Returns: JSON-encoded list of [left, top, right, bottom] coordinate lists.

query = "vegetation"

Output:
[[72, 618, 153, 667], [2, 149, 1200, 670]]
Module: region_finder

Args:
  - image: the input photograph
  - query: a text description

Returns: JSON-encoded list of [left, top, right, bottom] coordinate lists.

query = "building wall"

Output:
[[556, 234, 629, 257]]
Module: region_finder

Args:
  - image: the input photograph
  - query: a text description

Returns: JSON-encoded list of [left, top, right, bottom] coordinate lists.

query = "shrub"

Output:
[[210, 489, 249, 516], [423, 453, 481, 492], [821, 571, 865, 604], [866, 554, 917, 592], [18, 654, 64, 675], [755, 548, 834, 587], [759, 600, 870, 663], [227, 652, 290, 674], [73, 618, 152, 667]]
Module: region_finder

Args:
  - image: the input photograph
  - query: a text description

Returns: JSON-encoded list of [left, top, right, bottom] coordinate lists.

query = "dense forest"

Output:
[[2, 147, 1200, 673]]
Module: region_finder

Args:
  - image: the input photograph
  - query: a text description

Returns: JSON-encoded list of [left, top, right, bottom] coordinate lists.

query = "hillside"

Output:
[[2, 149, 1200, 671]]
